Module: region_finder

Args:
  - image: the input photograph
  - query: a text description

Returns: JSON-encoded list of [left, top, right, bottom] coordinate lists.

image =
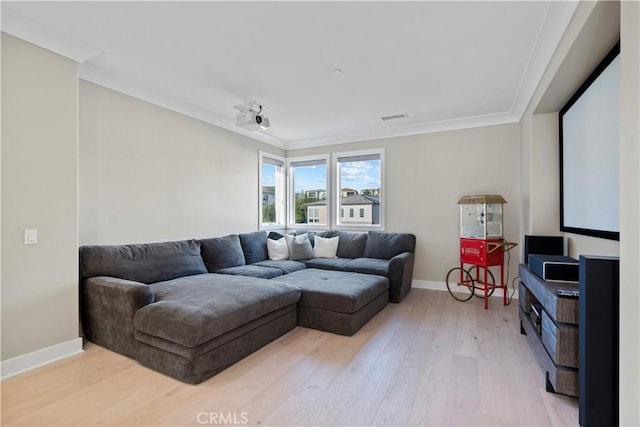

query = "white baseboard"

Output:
[[412, 279, 519, 299], [411, 279, 447, 291], [1, 338, 83, 380]]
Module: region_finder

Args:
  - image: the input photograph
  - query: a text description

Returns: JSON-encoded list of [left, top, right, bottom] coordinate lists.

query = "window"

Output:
[[287, 155, 329, 228], [308, 207, 320, 223], [260, 149, 384, 230], [259, 152, 285, 228], [334, 149, 384, 229]]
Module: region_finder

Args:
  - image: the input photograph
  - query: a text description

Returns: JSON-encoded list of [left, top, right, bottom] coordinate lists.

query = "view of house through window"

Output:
[[289, 157, 328, 226], [336, 152, 382, 226]]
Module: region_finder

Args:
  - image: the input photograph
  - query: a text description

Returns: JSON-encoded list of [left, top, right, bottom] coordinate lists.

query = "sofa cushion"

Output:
[[80, 240, 207, 284], [363, 231, 416, 260], [285, 233, 315, 261], [199, 234, 245, 272], [217, 265, 283, 279], [253, 260, 307, 274], [344, 258, 391, 277], [135, 274, 301, 347], [273, 269, 389, 314], [304, 257, 352, 271], [335, 231, 367, 259], [239, 231, 269, 264]]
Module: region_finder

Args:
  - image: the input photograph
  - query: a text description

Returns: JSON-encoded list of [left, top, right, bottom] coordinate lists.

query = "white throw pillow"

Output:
[[267, 237, 289, 260], [314, 235, 339, 258]]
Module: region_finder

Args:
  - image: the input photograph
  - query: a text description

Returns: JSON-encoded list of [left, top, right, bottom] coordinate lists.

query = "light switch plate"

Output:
[[24, 229, 38, 245]]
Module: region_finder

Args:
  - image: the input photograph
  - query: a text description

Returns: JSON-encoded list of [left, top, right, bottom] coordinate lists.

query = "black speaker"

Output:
[[523, 235, 564, 265], [579, 255, 619, 427], [529, 254, 579, 282]]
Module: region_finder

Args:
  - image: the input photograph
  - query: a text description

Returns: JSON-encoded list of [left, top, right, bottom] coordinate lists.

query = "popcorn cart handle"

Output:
[[486, 240, 518, 253]]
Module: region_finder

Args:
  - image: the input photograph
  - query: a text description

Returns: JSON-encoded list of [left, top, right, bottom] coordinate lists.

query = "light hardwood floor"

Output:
[[1, 288, 578, 426]]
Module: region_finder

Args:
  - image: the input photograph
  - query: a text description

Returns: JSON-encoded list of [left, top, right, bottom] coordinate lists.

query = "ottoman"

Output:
[[273, 268, 389, 336]]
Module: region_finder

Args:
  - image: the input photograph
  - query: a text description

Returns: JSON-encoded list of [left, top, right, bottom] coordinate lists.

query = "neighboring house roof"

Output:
[[305, 195, 380, 206], [341, 195, 380, 205]]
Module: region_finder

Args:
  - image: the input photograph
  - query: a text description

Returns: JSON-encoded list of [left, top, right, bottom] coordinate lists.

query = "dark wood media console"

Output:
[[518, 264, 579, 397]]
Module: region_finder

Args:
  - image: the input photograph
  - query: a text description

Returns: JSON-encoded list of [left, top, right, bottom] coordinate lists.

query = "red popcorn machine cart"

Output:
[[446, 195, 517, 309]]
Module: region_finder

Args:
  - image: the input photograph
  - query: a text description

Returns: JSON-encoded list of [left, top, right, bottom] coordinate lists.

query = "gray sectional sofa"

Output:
[[80, 230, 415, 383]]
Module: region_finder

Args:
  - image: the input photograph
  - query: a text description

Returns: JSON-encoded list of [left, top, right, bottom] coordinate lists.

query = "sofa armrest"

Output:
[[82, 276, 154, 358], [388, 252, 415, 303]]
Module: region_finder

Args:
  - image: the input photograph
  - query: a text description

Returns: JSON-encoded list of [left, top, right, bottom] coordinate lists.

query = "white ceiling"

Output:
[[1, 1, 579, 149]]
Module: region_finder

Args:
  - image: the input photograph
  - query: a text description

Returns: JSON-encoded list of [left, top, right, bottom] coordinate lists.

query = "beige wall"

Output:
[[1, 34, 79, 360], [619, 0, 640, 423], [530, 113, 559, 234], [288, 123, 522, 283], [519, 113, 532, 245], [79, 81, 284, 245]]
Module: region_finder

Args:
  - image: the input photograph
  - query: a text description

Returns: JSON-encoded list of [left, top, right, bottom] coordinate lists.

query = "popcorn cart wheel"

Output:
[[445, 266, 475, 302]]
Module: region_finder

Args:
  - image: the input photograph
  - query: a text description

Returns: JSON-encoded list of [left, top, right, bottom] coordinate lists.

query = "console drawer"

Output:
[[541, 310, 578, 368]]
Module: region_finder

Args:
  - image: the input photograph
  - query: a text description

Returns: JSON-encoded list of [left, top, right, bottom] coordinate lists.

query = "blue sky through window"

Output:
[[293, 165, 327, 193], [261, 163, 276, 187], [339, 160, 381, 192], [264, 160, 381, 193]]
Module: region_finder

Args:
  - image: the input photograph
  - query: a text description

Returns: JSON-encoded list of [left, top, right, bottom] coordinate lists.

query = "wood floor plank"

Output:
[[0, 289, 579, 426]]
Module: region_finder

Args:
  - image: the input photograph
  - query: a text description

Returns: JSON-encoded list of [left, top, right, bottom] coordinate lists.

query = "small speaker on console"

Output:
[[529, 254, 579, 283], [524, 235, 564, 265]]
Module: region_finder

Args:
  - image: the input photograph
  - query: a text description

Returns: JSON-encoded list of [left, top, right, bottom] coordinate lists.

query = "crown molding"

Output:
[[1, 6, 102, 63], [285, 112, 520, 150]]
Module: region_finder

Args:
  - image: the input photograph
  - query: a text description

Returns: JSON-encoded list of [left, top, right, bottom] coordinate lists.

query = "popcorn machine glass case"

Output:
[[458, 194, 505, 239]]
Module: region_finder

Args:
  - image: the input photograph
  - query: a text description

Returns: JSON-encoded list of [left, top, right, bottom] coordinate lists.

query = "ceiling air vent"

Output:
[[380, 113, 408, 121]]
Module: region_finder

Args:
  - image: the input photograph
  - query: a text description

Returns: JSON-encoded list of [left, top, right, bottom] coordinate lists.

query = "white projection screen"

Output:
[[560, 43, 620, 241]]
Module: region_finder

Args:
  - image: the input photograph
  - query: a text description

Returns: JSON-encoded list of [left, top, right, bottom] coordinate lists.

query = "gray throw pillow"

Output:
[[285, 233, 315, 261]]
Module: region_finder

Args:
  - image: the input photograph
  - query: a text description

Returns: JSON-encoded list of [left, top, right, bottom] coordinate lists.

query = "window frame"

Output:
[[332, 148, 385, 231], [286, 154, 330, 230], [259, 151, 286, 230]]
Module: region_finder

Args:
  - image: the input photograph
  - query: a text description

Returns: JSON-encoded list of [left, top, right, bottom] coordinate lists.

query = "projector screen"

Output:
[[559, 42, 620, 241]]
